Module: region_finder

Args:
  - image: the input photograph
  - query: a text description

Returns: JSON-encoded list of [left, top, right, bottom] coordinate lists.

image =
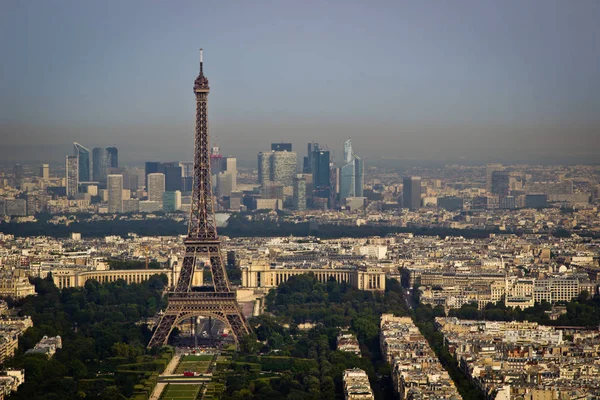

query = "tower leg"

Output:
[[193, 317, 198, 348], [148, 312, 180, 348]]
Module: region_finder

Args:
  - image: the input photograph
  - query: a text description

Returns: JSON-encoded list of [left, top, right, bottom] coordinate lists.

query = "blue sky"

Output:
[[1, 0, 599, 165]]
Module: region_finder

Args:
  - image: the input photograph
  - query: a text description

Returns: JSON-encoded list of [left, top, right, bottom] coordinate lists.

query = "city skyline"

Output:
[[2, 3, 600, 399], [2, 1, 600, 166]]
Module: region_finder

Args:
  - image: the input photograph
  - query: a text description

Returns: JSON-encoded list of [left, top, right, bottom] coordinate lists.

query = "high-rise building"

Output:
[[13, 164, 23, 189], [403, 176, 422, 210], [73, 142, 91, 182], [163, 190, 182, 212], [339, 139, 364, 202], [128, 167, 145, 191], [144, 161, 182, 191], [164, 164, 183, 191], [261, 183, 284, 200], [92, 147, 108, 183], [217, 172, 234, 197], [224, 157, 237, 190], [258, 152, 272, 186], [258, 151, 297, 188], [107, 174, 123, 213], [303, 142, 319, 173], [39, 164, 49, 179], [272, 151, 297, 187], [66, 155, 79, 197], [271, 143, 292, 152], [147, 173, 165, 205], [180, 162, 194, 178], [108, 167, 137, 190], [106, 147, 118, 168], [293, 174, 307, 211], [486, 164, 503, 192], [182, 176, 194, 193], [145, 161, 162, 189], [210, 153, 236, 197], [312, 149, 331, 201], [491, 171, 510, 196]]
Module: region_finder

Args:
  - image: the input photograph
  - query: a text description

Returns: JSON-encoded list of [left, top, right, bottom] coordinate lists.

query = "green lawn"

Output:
[[161, 384, 201, 400], [181, 354, 213, 361], [174, 354, 214, 374]]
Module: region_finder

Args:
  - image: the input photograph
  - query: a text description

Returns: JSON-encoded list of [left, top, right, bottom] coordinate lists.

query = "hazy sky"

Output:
[[1, 0, 599, 166]]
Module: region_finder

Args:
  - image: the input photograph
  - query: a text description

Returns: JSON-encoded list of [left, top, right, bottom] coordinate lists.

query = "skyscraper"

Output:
[[491, 171, 510, 196], [164, 163, 183, 191], [147, 173, 166, 205], [209, 152, 236, 197], [145, 161, 162, 189], [217, 172, 234, 197], [293, 174, 307, 211], [73, 142, 91, 182], [108, 167, 137, 190], [107, 174, 123, 213], [312, 149, 331, 202], [92, 147, 108, 183], [403, 176, 422, 210], [39, 164, 49, 179], [271, 143, 292, 152], [258, 151, 297, 188], [303, 142, 319, 173], [272, 151, 297, 187], [486, 164, 503, 192], [180, 162, 194, 178], [66, 155, 78, 197], [258, 152, 272, 186], [224, 157, 237, 192], [106, 147, 118, 168], [339, 139, 364, 202], [13, 164, 23, 189], [144, 161, 182, 191]]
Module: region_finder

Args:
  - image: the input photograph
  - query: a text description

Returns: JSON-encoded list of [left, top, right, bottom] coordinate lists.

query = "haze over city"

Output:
[[2, 0, 599, 165], [4, 2, 600, 400]]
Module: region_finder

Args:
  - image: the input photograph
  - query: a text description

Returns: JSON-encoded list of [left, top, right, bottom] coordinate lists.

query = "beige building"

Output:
[[0, 271, 36, 299], [0, 316, 33, 364], [51, 268, 173, 289], [343, 368, 374, 400], [241, 260, 385, 292]]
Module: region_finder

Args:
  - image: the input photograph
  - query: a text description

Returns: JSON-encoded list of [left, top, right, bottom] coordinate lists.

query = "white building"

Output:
[[147, 173, 165, 205], [359, 245, 387, 260], [107, 174, 123, 213]]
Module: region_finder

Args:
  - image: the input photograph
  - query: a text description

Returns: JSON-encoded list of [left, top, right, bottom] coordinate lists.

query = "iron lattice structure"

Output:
[[148, 51, 251, 348]]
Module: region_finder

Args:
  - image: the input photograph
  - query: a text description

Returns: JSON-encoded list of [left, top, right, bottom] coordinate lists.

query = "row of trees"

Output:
[[449, 291, 600, 327], [410, 299, 485, 400], [222, 275, 410, 399], [4, 212, 595, 239], [3, 275, 169, 400]]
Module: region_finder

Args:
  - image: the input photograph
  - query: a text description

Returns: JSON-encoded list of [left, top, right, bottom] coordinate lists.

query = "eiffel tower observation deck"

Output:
[[148, 50, 251, 348]]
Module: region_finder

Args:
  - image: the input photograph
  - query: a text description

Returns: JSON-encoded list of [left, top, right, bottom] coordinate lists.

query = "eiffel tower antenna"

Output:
[[148, 50, 251, 348]]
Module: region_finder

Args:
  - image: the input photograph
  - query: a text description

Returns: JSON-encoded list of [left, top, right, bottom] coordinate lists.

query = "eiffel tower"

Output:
[[148, 50, 251, 348]]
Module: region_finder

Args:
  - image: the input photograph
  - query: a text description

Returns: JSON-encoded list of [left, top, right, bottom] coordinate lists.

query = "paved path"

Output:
[[149, 352, 182, 400]]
